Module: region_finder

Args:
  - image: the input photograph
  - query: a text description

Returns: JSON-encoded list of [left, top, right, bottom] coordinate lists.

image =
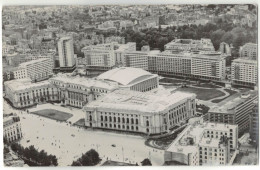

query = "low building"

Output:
[[206, 90, 258, 134], [164, 120, 238, 165], [3, 115, 23, 143], [4, 78, 59, 108], [97, 67, 159, 92], [231, 58, 257, 88], [84, 89, 196, 135]]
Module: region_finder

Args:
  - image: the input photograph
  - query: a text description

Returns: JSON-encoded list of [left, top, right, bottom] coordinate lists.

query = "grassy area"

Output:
[[176, 87, 225, 101], [192, 83, 221, 88], [160, 78, 188, 86], [73, 118, 85, 127], [211, 89, 237, 103], [31, 109, 73, 121]]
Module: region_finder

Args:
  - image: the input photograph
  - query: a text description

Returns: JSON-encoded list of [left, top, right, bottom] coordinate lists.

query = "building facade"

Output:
[[58, 37, 76, 72], [239, 43, 257, 60], [3, 116, 23, 143], [231, 58, 257, 87], [206, 91, 258, 134], [249, 103, 258, 143], [165, 120, 238, 166], [84, 89, 196, 135]]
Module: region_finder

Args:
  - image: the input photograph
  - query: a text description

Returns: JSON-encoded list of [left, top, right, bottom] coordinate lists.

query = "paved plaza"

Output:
[[4, 101, 164, 166]]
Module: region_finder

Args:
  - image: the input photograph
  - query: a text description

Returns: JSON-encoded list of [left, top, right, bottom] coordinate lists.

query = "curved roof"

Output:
[[97, 67, 153, 86]]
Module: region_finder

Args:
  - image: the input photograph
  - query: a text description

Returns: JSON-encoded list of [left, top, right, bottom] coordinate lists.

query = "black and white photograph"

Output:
[[1, 0, 259, 167]]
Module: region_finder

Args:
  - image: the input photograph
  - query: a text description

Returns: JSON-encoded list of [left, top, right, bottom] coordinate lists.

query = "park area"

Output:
[[176, 86, 225, 101], [31, 109, 73, 122]]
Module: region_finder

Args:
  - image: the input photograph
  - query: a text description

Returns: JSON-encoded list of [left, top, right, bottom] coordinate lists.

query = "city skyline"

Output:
[[1, 3, 258, 167]]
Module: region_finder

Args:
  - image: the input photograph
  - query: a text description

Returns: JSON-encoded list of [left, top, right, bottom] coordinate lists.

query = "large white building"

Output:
[[165, 120, 238, 166], [3, 115, 23, 143], [239, 43, 257, 60], [84, 89, 196, 134], [49, 74, 119, 108], [82, 42, 136, 70], [164, 38, 215, 53], [58, 37, 76, 72], [4, 78, 59, 108], [97, 67, 159, 92], [231, 58, 258, 87]]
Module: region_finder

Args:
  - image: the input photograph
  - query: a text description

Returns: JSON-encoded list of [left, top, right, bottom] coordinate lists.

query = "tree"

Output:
[[141, 158, 152, 166], [71, 161, 82, 166]]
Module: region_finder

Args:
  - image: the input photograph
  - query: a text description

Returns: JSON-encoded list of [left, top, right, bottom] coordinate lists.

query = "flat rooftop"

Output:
[[232, 58, 257, 64], [51, 74, 119, 91], [209, 90, 258, 114], [19, 58, 50, 67], [166, 121, 237, 155], [84, 89, 195, 113], [5, 78, 50, 92]]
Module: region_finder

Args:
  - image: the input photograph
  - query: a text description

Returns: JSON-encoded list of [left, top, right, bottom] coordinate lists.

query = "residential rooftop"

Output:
[[166, 121, 237, 155]]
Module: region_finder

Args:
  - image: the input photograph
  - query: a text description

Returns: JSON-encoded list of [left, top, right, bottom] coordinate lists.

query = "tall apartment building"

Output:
[[148, 52, 226, 81], [231, 58, 257, 87], [165, 121, 238, 165], [191, 54, 226, 81], [219, 42, 231, 55], [164, 38, 215, 53], [58, 37, 76, 72], [239, 43, 257, 60], [84, 89, 196, 134], [3, 115, 23, 143], [124, 51, 148, 70], [148, 52, 192, 78], [206, 90, 258, 134], [249, 102, 258, 143]]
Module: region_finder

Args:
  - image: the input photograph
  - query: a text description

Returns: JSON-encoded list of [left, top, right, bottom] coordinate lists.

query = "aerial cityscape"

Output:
[[2, 4, 258, 167]]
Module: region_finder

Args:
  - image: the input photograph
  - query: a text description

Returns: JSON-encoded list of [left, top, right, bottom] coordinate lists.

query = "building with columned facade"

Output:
[[84, 89, 196, 135]]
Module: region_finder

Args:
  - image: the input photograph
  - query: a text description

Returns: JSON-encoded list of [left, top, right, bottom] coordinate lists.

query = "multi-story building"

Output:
[[58, 37, 76, 72], [84, 89, 196, 134], [219, 42, 231, 56], [4, 78, 59, 108], [49, 74, 119, 108], [82, 42, 136, 70], [124, 51, 148, 70], [231, 58, 257, 88], [239, 43, 257, 60], [164, 38, 215, 53], [97, 67, 159, 92], [148, 52, 226, 81], [206, 90, 258, 134], [191, 54, 226, 81], [249, 102, 258, 143], [148, 52, 192, 78], [165, 120, 238, 165], [3, 115, 23, 143]]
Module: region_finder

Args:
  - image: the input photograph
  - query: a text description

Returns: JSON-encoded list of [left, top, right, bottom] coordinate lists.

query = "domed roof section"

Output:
[[97, 67, 153, 86]]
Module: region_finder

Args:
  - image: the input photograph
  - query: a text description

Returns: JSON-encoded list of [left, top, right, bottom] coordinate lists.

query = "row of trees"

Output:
[[98, 21, 256, 53], [11, 143, 58, 166], [71, 149, 100, 166]]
